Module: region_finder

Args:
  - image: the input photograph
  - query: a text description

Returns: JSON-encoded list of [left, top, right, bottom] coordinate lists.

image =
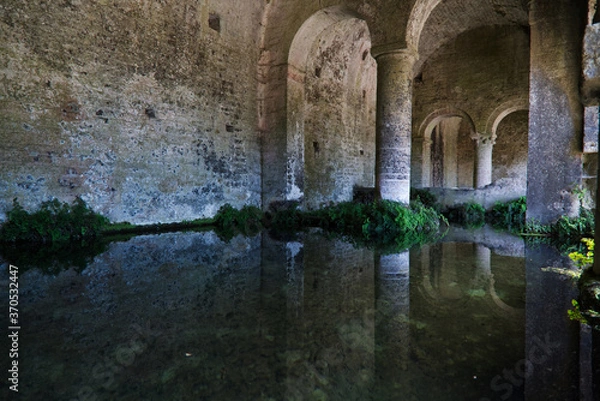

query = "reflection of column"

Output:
[[259, 233, 295, 400], [525, 243, 579, 400], [472, 244, 492, 290], [437, 243, 462, 299], [376, 252, 410, 381], [471, 132, 495, 188], [283, 240, 306, 400], [594, 329, 600, 399], [374, 48, 417, 203], [579, 324, 594, 400], [285, 241, 304, 319]]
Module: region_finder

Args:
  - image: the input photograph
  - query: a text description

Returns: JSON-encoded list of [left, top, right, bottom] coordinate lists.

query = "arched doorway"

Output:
[[492, 109, 528, 192], [414, 108, 476, 189]]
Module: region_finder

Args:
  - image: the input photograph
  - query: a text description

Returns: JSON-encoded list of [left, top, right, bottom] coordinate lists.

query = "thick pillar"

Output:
[[585, 15, 600, 275], [527, 0, 587, 224], [472, 132, 495, 188], [373, 48, 417, 203]]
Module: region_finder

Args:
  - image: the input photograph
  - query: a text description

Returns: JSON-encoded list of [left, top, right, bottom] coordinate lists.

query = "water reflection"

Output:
[[0, 227, 591, 400]]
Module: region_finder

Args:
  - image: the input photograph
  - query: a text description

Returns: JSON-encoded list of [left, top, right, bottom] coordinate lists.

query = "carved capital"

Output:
[[471, 132, 496, 145], [371, 45, 418, 65]]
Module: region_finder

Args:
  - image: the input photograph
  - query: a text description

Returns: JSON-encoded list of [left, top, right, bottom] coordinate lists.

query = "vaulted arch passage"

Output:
[[287, 9, 377, 209]]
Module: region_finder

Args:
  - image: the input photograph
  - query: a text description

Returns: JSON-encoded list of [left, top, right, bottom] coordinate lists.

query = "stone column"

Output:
[[471, 132, 495, 188], [373, 48, 417, 203], [527, 0, 586, 224]]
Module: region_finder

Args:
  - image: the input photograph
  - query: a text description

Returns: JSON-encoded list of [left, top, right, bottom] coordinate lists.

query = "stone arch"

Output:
[[406, 0, 443, 53], [287, 6, 364, 78], [414, 107, 476, 188], [486, 98, 529, 191], [286, 6, 377, 208], [484, 97, 529, 138]]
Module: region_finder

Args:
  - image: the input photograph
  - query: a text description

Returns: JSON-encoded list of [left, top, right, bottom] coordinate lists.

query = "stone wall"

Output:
[[0, 0, 263, 224]]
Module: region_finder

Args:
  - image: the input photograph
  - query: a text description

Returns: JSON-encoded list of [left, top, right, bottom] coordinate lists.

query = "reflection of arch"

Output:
[[416, 242, 525, 319], [488, 280, 525, 319], [416, 107, 476, 188], [416, 244, 474, 311], [287, 6, 376, 207], [484, 97, 529, 138]]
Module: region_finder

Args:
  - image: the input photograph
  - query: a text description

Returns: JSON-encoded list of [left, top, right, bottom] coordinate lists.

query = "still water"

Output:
[[0, 226, 593, 400]]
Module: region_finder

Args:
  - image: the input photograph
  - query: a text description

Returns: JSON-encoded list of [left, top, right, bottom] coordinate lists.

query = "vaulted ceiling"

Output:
[[415, 0, 529, 74]]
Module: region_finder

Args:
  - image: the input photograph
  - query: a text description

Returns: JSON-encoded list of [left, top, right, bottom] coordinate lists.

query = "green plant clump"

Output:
[[444, 202, 486, 228], [550, 209, 595, 242], [267, 201, 304, 232], [214, 203, 264, 241], [0, 198, 109, 244], [568, 237, 594, 269], [487, 196, 527, 230], [309, 199, 445, 247], [568, 299, 589, 324], [565, 238, 600, 329], [410, 188, 439, 211]]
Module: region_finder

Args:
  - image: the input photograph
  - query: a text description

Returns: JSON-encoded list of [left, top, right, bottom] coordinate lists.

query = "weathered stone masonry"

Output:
[[0, 0, 262, 224]]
